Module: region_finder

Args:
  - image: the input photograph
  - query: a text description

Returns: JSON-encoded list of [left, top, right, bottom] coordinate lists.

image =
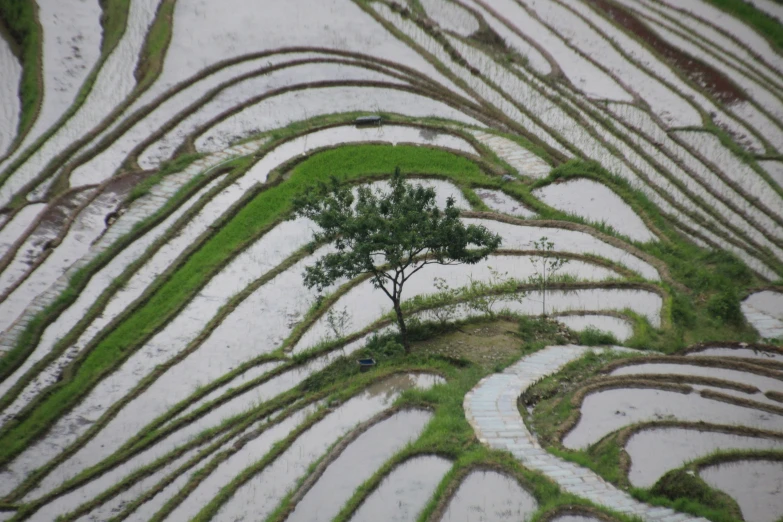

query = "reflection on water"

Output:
[[700, 460, 783, 522], [350, 455, 452, 522], [626, 428, 783, 487], [288, 409, 433, 522], [441, 470, 537, 521]]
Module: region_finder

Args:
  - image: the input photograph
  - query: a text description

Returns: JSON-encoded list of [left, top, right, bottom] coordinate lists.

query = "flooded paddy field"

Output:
[[0, 0, 782, 520]]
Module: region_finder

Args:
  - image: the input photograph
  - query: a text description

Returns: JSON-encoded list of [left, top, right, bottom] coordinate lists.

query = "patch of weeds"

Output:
[[517, 316, 573, 349], [706, 288, 743, 327], [578, 326, 619, 346], [634, 468, 743, 522]]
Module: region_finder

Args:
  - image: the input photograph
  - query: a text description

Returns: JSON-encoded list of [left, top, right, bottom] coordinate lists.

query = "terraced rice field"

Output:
[[0, 0, 781, 521]]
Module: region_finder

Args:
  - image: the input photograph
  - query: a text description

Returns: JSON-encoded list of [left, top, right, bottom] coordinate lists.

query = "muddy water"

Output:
[[26, 346, 370, 504], [32, 171, 460, 487], [464, 218, 660, 281], [533, 179, 655, 243], [161, 403, 320, 521], [157, 0, 468, 103], [656, 0, 783, 75], [0, 177, 224, 426], [5, 219, 323, 496], [313, 287, 661, 357], [563, 388, 783, 450], [29, 351, 322, 498], [420, 0, 479, 36], [760, 161, 783, 189], [31, 440, 210, 521], [676, 131, 783, 225], [367, 179, 470, 210], [350, 455, 452, 522], [458, 1, 549, 75], [642, 16, 783, 135], [475, 189, 535, 218], [700, 460, 783, 522], [0, 186, 125, 336], [0, 189, 96, 331], [507, 289, 659, 326], [0, 204, 46, 260], [610, 363, 783, 398], [0, 0, 161, 209], [0, 35, 21, 157], [440, 470, 537, 521], [586, 0, 743, 106], [33, 0, 102, 144], [140, 62, 408, 168], [70, 54, 318, 182], [556, 314, 634, 342], [293, 255, 622, 352], [194, 86, 483, 153], [123, 451, 214, 522], [626, 427, 783, 488], [523, 0, 702, 128], [212, 374, 440, 521], [687, 348, 783, 364], [287, 409, 433, 522], [481, 0, 632, 102]]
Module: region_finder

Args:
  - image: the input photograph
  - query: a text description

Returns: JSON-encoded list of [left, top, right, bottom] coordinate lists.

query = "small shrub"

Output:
[[578, 326, 618, 346], [706, 289, 743, 326]]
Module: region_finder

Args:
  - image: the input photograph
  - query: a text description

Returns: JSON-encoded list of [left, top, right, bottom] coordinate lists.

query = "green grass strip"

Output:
[[704, 0, 783, 52], [0, 0, 41, 143], [0, 145, 487, 465]]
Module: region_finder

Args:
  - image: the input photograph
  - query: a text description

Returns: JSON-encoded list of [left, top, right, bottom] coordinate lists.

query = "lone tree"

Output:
[[292, 169, 502, 353]]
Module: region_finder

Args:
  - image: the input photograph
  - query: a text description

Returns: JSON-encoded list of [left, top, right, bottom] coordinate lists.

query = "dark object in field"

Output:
[[355, 115, 382, 126], [358, 358, 377, 372]]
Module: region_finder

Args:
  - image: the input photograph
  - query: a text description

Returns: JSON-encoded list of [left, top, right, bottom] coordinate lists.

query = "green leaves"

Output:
[[292, 169, 502, 350], [292, 169, 502, 293]]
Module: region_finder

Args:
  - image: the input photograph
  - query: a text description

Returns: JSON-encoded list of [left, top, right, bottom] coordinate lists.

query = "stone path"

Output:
[[471, 131, 552, 179], [0, 139, 265, 353], [741, 298, 783, 340], [464, 344, 709, 522]]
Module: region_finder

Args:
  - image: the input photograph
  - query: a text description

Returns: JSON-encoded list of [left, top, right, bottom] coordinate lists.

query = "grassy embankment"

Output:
[[1, 139, 767, 468]]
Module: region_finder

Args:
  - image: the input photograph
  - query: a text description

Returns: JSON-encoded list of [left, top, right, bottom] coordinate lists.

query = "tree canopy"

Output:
[[292, 169, 502, 352]]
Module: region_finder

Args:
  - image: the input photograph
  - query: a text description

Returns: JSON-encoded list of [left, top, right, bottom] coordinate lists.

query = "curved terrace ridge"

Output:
[[463, 344, 710, 522]]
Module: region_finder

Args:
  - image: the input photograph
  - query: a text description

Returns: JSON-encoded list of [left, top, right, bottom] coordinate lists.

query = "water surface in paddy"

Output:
[[563, 388, 783, 449], [440, 470, 537, 521], [625, 427, 783, 487], [287, 409, 433, 522], [420, 0, 480, 36], [349, 455, 452, 522], [742, 291, 783, 340], [194, 86, 483, 152], [213, 374, 442, 521], [610, 363, 783, 398], [687, 348, 783, 364], [533, 179, 655, 243], [700, 460, 783, 522], [475, 189, 535, 217], [556, 314, 633, 342]]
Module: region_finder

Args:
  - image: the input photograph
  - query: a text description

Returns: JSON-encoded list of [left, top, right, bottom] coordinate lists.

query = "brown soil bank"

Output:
[[586, 0, 746, 105]]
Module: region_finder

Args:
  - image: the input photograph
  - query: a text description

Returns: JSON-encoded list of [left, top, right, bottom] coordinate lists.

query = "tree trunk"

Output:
[[393, 300, 411, 354]]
